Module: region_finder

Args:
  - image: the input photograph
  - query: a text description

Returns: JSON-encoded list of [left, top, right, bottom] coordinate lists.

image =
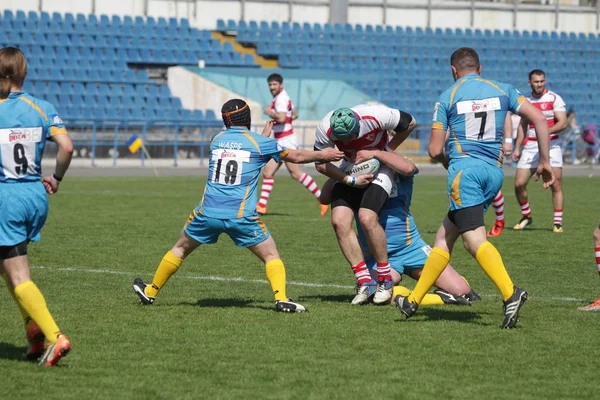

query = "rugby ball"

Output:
[[343, 159, 381, 177]]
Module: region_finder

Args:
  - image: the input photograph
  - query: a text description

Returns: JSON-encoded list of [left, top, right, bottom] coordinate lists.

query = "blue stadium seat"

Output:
[[205, 110, 217, 121]]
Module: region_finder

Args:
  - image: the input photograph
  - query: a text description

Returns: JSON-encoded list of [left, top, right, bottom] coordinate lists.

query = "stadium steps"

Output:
[[211, 31, 278, 68]]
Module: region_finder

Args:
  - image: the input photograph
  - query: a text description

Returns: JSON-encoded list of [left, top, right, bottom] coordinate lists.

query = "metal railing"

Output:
[[60, 121, 599, 166]]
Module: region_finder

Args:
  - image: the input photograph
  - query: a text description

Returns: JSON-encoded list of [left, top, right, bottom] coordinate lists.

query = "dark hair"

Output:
[[0, 47, 27, 98], [528, 69, 545, 80], [450, 47, 480, 72], [221, 99, 251, 129], [267, 73, 283, 83]]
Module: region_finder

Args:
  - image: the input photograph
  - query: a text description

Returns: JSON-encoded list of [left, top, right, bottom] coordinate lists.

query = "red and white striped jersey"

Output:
[[314, 104, 401, 157], [524, 89, 566, 149], [270, 89, 295, 139]]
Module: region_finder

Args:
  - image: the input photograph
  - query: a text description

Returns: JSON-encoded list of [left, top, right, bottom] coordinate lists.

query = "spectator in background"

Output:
[[582, 124, 597, 161]]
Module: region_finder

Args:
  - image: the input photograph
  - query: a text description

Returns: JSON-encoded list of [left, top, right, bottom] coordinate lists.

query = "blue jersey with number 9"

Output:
[[432, 73, 526, 167], [0, 91, 67, 182], [199, 127, 288, 219]]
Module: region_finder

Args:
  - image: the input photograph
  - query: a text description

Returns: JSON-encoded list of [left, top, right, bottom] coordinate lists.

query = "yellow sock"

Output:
[[265, 259, 287, 301], [475, 241, 514, 301], [2, 272, 32, 327], [146, 251, 183, 298], [393, 285, 444, 305], [421, 293, 445, 305], [392, 286, 411, 297], [14, 281, 60, 344], [408, 247, 450, 304]]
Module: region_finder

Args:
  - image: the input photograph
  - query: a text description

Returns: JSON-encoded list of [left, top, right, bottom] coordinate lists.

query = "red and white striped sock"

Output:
[[376, 262, 392, 282], [257, 178, 274, 208], [595, 247, 600, 276], [492, 191, 505, 221], [520, 201, 531, 218], [298, 173, 321, 199], [553, 209, 563, 226], [351, 261, 372, 285]]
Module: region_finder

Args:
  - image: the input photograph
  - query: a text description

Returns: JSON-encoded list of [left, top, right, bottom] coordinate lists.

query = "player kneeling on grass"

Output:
[[322, 151, 479, 306], [133, 99, 343, 312]]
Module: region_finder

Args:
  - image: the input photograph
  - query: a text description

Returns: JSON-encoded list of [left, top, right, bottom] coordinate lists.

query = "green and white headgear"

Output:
[[330, 107, 360, 140]]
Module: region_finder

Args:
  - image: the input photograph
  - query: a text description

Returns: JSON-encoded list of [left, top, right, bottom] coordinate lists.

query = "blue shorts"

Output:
[[0, 182, 48, 246], [447, 158, 503, 212], [366, 237, 432, 275], [184, 207, 270, 248]]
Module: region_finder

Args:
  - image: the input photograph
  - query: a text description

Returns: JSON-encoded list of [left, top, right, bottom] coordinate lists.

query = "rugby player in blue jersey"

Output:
[[0, 47, 73, 365], [133, 99, 343, 312], [395, 48, 555, 328]]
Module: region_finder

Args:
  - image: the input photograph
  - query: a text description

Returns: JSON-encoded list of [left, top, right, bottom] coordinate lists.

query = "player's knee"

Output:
[[0, 241, 28, 260], [551, 178, 562, 192], [357, 209, 378, 230], [331, 214, 352, 234]]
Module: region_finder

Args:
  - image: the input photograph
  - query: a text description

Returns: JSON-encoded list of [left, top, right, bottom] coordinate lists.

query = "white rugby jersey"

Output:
[[524, 89, 566, 149], [270, 89, 294, 139], [314, 104, 401, 157]]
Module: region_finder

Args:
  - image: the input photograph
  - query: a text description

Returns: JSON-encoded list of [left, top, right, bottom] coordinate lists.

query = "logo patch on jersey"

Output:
[[52, 115, 64, 125], [432, 102, 440, 120], [0, 127, 43, 144], [456, 97, 501, 115]]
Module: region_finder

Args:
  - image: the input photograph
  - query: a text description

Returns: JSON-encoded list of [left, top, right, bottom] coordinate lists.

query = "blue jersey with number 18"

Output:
[[199, 127, 288, 219], [432, 73, 527, 168]]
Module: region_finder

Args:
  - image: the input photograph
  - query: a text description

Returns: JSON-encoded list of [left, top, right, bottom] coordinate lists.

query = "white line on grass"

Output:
[[31, 265, 586, 302]]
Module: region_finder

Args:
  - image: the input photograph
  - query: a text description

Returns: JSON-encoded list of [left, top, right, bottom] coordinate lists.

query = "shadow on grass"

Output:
[[300, 294, 352, 303], [0, 342, 27, 361], [258, 212, 291, 217], [397, 308, 494, 326], [180, 298, 273, 311]]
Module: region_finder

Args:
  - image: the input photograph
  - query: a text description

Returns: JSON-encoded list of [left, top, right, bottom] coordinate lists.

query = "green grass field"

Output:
[[1, 174, 600, 399]]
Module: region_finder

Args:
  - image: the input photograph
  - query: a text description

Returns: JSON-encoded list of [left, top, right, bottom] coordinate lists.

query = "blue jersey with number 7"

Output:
[[199, 127, 289, 219], [432, 73, 527, 168]]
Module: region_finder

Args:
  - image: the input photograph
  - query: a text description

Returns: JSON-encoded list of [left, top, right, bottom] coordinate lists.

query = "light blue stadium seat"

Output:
[[205, 110, 217, 121], [192, 110, 204, 121]]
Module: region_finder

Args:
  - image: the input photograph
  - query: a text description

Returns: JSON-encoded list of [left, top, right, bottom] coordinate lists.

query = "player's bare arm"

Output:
[[42, 133, 74, 195], [283, 147, 344, 164], [428, 128, 449, 168], [512, 118, 526, 161], [291, 107, 298, 121], [261, 119, 275, 137], [315, 162, 374, 187], [388, 113, 417, 150], [549, 110, 567, 134], [354, 149, 418, 176], [263, 107, 287, 124]]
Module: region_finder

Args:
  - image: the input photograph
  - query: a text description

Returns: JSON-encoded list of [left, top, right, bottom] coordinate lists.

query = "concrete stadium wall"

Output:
[[2, 0, 599, 34], [167, 66, 264, 125]]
